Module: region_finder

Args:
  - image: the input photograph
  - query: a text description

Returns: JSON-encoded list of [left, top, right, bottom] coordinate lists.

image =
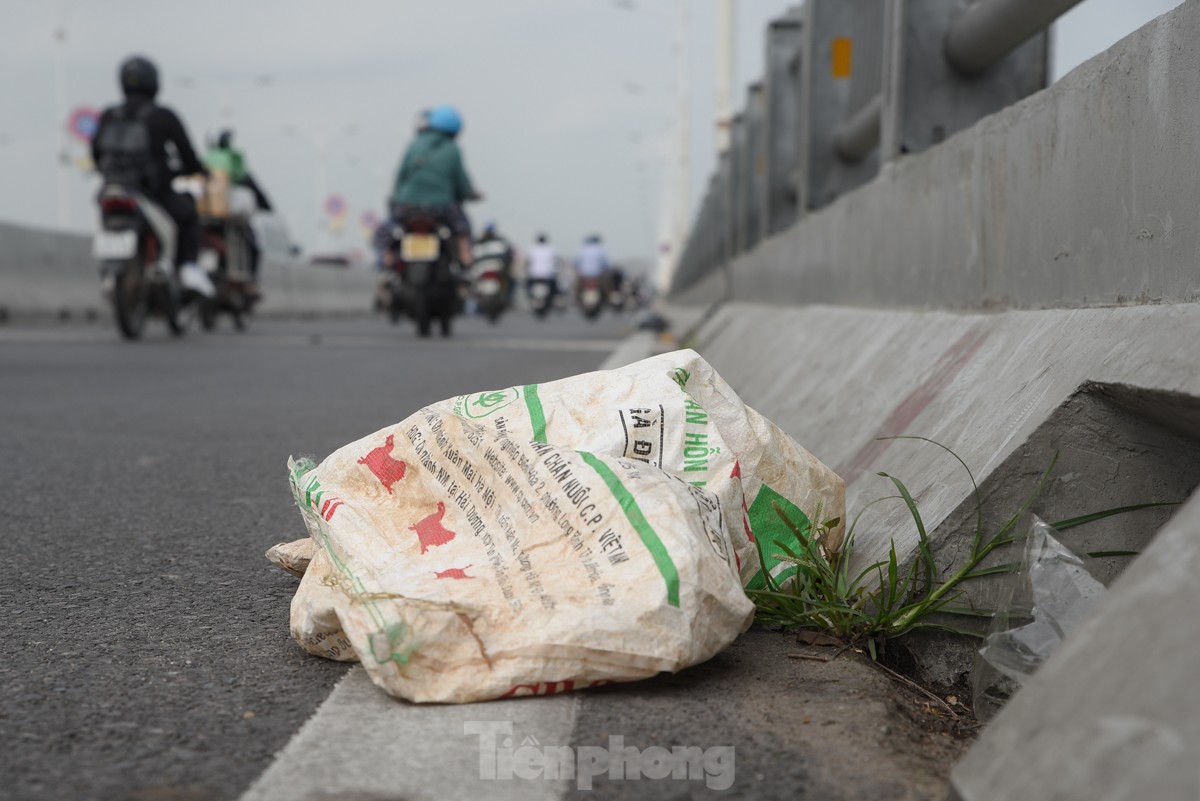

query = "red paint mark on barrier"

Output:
[[357, 434, 407, 494], [409, 501, 456, 553], [837, 327, 989, 486], [435, 564, 474, 580]]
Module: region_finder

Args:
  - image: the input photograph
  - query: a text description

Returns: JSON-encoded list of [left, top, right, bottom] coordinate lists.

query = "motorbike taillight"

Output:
[[481, 270, 501, 280], [100, 196, 138, 213], [404, 219, 435, 234]]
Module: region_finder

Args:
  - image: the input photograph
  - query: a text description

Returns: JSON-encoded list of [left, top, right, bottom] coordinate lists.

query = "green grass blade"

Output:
[[908, 621, 988, 638], [882, 435, 985, 558], [750, 530, 782, 594], [1051, 502, 1179, 531], [851, 560, 890, 590], [877, 471, 936, 598], [988, 451, 1060, 549], [935, 604, 1001, 617], [843, 494, 904, 544], [962, 562, 1020, 580], [886, 541, 898, 593], [773, 501, 835, 582]]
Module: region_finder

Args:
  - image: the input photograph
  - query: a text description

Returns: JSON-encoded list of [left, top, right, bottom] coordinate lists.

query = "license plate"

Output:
[[478, 278, 501, 293], [401, 234, 439, 262], [583, 288, 600, 305], [532, 283, 550, 298], [93, 230, 137, 260]]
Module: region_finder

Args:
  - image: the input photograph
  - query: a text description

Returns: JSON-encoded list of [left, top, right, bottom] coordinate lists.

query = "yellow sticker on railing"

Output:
[[832, 37, 853, 78]]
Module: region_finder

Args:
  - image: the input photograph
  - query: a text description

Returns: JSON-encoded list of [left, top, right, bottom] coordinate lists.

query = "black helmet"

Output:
[[217, 129, 234, 149], [119, 56, 159, 98]]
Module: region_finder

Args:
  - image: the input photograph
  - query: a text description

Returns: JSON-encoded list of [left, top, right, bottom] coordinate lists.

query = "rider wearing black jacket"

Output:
[[92, 56, 207, 269]]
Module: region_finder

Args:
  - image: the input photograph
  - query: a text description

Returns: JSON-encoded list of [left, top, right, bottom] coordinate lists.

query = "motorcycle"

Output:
[[469, 240, 511, 324], [528, 278, 555, 319], [606, 270, 629, 312], [577, 275, 605, 321], [197, 214, 258, 332], [383, 211, 462, 337], [93, 184, 197, 340]]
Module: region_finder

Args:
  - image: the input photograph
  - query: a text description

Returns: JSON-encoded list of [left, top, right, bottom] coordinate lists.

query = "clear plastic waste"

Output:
[[973, 515, 1107, 719]]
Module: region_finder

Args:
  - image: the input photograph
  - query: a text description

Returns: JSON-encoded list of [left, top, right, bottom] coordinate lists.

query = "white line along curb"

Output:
[[240, 667, 580, 801]]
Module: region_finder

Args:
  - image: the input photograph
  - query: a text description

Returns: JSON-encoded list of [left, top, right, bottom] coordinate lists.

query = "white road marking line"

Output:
[[239, 666, 579, 801], [0, 328, 625, 353]]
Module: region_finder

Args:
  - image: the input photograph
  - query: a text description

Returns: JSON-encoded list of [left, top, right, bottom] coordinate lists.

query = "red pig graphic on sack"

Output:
[[435, 564, 474, 580], [358, 434, 407, 494], [410, 501, 457, 553]]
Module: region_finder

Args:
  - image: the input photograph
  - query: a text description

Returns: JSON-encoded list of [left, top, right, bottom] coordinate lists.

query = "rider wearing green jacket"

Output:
[[390, 105, 481, 266]]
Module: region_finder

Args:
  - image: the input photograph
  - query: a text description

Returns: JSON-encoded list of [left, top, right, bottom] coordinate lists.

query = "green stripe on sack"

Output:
[[523, 384, 548, 443], [579, 451, 680, 608], [744, 484, 811, 591]]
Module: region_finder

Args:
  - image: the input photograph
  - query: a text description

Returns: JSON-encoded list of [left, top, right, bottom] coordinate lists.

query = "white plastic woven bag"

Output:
[[282, 349, 844, 703]]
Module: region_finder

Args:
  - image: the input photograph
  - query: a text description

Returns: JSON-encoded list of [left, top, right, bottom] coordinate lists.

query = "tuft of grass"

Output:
[[747, 436, 1170, 659]]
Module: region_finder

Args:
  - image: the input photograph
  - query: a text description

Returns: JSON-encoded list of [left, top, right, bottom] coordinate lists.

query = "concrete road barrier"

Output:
[[0, 221, 99, 320], [686, 299, 1200, 800], [691, 301, 1200, 594], [675, 0, 1200, 312], [0, 219, 380, 320]]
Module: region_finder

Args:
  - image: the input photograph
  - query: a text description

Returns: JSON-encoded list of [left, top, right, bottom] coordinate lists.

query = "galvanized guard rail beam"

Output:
[[945, 0, 1086, 75], [670, 0, 1091, 297]]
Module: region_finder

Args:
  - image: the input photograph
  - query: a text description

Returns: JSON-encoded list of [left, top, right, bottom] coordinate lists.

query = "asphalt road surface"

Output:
[[0, 310, 630, 801], [1, 309, 955, 801]]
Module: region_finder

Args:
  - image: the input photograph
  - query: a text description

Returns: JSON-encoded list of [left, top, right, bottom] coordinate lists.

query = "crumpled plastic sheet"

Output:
[[973, 516, 1107, 719]]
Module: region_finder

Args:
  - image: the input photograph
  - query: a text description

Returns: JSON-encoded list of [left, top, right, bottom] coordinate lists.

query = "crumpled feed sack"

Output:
[[278, 349, 845, 703]]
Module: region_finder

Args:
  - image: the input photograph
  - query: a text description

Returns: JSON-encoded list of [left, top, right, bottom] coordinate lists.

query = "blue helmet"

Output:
[[426, 105, 462, 135]]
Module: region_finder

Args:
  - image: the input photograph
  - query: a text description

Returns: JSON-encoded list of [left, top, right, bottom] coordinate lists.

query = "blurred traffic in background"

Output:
[[0, 0, 1176, 339]]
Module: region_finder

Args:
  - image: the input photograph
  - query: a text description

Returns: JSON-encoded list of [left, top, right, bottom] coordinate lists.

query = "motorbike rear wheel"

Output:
[[412, 297, 433, 338], [166, 286, 195, 337], [112, 259, 148, 341], [199, 298, 218, 331]]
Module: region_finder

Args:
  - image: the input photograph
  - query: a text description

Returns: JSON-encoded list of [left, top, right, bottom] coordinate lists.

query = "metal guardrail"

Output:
[[834, 94, 882, 163], [944, 0, 1085, 75], [672, 0, 1086, 296], [834, 0, 1085, 165]]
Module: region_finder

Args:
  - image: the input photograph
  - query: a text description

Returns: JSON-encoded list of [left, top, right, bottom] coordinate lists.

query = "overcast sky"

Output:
[[0, 0, 1183, 265]]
